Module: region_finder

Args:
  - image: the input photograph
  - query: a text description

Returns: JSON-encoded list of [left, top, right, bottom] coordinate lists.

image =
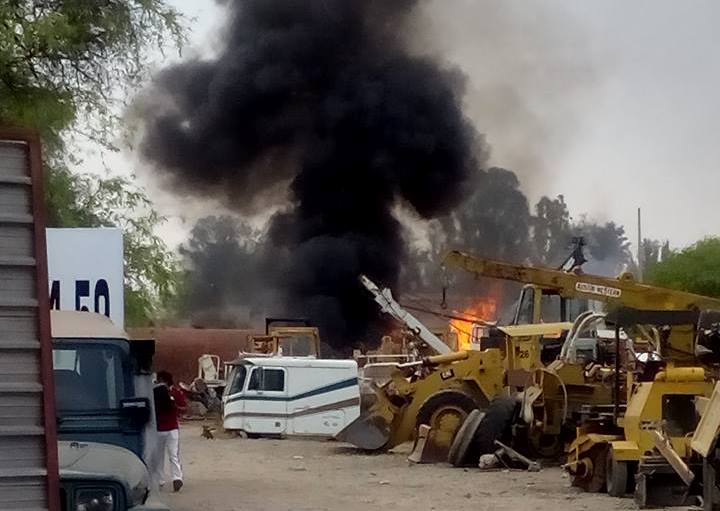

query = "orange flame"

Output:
[[449, 298, 497, 350]]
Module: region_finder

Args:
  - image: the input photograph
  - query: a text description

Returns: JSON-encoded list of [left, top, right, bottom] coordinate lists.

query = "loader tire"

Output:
[[448, 409, 485, 467], [471, 396, 518, 457], [416, 390, 479, 454], [606, 450, 629, 497]]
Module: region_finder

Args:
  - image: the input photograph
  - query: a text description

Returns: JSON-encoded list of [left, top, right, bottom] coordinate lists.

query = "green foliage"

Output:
[[444, 167, 532, 262], [0, 1, 186, 326], [640, 238, 671, 275], [177, 216, 263, 328], [45, 166, 182, 326], [531, 195, 572, 265], [0, 0, 184, 150], [645, 237, 720, 298], [574, 219, 633, 276]]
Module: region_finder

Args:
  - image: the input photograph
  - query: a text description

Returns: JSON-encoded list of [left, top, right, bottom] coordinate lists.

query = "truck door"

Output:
[[222, 364, 248, 431], [243, 366, 287, 435]]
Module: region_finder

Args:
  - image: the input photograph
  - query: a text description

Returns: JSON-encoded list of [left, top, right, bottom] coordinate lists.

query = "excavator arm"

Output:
[[359, 275, 451, 355]]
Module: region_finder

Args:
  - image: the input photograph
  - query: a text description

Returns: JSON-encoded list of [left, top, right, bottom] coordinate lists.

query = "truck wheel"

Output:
[[416, 390, 479, 454], [448, 409, 485, 467], [572, 445, 607, 493], [606, 450, 629, 497], [471, 396, 518, 456]]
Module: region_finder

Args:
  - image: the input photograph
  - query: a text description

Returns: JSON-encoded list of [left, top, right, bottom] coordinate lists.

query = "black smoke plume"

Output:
[[141, 1, 484, 350]]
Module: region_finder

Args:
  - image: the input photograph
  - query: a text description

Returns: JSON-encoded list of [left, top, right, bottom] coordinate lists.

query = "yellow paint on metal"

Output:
[[654, 367, 706, 382], [497, 322, 574, 338], [692, 382, 720, 457], [609, 440, 640, 461]]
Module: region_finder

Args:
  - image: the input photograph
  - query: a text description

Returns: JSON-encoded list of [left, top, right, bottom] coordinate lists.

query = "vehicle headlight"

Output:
[[75, 488, 117, 511]]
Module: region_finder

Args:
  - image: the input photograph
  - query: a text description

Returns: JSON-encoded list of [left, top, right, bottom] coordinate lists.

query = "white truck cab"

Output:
[[223, 357, 360, 437]]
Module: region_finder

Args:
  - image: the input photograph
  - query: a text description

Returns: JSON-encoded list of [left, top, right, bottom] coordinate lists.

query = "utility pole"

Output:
[[637, 207, 643, 282]]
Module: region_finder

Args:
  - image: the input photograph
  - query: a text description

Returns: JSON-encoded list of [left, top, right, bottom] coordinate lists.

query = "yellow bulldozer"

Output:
[[337, 249, 720, 463]]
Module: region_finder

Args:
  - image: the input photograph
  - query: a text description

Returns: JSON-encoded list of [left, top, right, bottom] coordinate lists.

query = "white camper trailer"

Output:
[[222, 357, 360, 437]]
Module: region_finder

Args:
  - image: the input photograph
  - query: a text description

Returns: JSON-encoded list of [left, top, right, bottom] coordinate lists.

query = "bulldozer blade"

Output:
[[335, 413, 391, 450]]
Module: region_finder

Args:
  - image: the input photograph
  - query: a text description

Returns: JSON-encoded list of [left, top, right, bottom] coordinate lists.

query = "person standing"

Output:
[[152, 370, 186, 492]]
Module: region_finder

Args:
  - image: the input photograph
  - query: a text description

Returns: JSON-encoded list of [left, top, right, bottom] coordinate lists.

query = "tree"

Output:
[[640, 238, 671, 275], [531, 195, 572, 266], [645, 237, 720, 298], [45, 168, 181, 326], [573, 220, 634, 276], [401, 168, 532, 292], [0, 1, 185, 325], [179, 216, 269, 328], [0, 1, 183, 151], [442, 168, 532, 262]]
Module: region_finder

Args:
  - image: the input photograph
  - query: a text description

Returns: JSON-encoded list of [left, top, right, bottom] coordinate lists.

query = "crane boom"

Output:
[[442, 250, 720, 311], [359, 275, 451, 355]]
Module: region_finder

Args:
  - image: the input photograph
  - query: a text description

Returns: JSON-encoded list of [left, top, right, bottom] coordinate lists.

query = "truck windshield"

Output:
[[53, 344, 125, 411], [226, 365, 248, 395]]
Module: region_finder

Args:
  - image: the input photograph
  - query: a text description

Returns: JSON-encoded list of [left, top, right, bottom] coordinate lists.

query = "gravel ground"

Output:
[[160, 423, 644, 511]]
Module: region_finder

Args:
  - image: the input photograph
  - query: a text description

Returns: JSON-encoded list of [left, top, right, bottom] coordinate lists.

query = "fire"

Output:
[[449, 298, 497, 350]]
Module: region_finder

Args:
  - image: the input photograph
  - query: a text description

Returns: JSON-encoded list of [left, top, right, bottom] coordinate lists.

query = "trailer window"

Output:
[[248, 368, 285, 392]]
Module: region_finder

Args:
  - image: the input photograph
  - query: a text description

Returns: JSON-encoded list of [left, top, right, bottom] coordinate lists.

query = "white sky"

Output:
[[91, 0, 720, 250]]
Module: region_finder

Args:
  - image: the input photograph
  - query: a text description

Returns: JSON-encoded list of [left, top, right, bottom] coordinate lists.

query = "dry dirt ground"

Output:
[[161, 423, 640, 511]]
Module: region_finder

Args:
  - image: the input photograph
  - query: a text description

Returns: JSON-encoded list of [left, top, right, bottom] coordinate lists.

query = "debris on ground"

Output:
[[479, 454, 500, 469], [494, 440, 541, 472], [180, 377, 223, 419]]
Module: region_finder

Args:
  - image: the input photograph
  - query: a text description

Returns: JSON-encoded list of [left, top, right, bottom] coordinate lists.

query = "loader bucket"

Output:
[[335, 412, 391, 450]]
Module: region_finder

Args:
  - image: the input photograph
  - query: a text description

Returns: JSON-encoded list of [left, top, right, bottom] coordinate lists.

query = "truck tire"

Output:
[[448, 409, 485, 467], [606, 450, 628, 497], [416, 390, 479, 453], [471, 396, 518, 456]]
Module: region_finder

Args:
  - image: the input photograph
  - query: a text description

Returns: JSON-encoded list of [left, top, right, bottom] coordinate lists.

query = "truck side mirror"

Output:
[[120, 397, 151, 425]]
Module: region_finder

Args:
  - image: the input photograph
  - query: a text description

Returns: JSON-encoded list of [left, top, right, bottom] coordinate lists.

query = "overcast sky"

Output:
[[124, 0, 720, 250]]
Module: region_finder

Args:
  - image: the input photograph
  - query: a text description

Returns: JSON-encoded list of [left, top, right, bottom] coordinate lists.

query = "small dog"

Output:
[[201, 425, 216, 440]]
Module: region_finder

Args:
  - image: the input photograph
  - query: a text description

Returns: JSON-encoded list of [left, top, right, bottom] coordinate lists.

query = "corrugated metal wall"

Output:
[[0, 137, 58, 510]]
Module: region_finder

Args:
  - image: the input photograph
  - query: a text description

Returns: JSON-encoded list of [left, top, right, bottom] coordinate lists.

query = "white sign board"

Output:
[[575, 282, 622, 299], [46, 228, 124, 328]]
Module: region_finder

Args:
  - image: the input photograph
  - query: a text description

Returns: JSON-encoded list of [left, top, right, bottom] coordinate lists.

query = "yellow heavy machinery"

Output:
[[565, 308, 720, 507], [445, 251, 720, 467], [338, 249, 720, 463], [336, 274, 573, 457], [247, 317, 321, 357], [444, 251, 720, 457]]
